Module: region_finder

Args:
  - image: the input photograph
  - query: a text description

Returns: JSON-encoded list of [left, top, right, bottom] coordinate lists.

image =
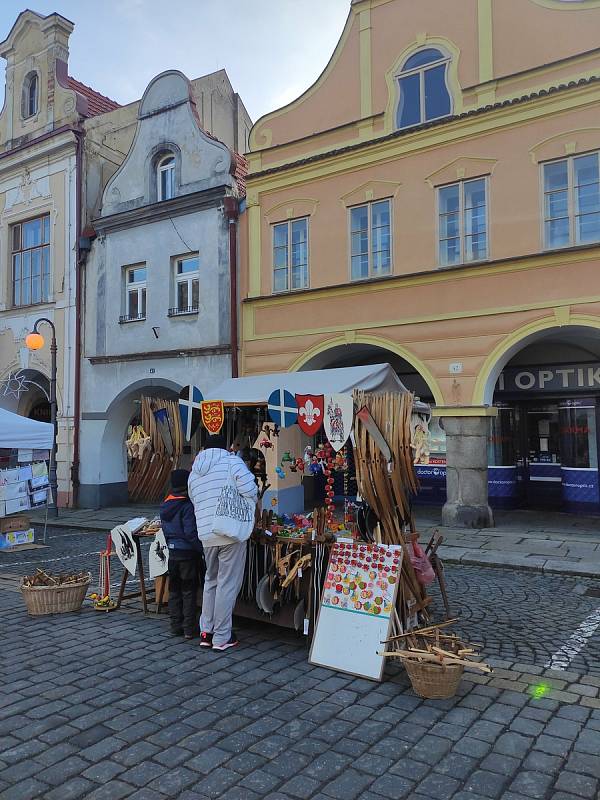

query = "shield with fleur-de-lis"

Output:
[[295, 394, 324, 436]]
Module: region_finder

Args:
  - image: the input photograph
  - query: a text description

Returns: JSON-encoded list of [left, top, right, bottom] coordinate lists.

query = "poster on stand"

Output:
[[148, 529, 169, 578], [310, 541, 403, 680], [111, 525, 137, 576]]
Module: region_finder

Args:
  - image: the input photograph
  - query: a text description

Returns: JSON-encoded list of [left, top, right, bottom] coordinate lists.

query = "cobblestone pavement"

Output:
[[1, 528, 600, 800]]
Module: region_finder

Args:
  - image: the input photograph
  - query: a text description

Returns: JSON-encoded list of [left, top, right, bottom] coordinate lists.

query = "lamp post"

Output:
[[25, 319, 58, 517]]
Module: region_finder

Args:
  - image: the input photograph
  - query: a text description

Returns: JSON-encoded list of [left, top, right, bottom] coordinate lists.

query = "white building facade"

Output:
[[79, 71, 249, 507]]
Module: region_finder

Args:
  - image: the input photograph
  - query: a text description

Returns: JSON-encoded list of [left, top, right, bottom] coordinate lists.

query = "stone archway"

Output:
[[79, 378, 181, 508]]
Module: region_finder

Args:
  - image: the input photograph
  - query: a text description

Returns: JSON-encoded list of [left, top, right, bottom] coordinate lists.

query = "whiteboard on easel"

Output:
[[309, 541, 403, 681]]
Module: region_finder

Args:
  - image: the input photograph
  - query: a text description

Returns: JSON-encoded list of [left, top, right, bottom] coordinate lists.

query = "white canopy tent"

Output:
[[0, 407, 54, 450], [207, 364, 428, 412]]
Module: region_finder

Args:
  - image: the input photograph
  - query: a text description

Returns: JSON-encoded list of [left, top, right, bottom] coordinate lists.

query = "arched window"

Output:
[[157, 154, 175, 201], [22, 72, 38, 119], [396, 48, 452, 130]]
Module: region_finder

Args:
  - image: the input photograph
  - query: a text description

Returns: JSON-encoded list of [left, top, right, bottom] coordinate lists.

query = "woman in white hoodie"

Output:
[[188, 434, 258, 650]]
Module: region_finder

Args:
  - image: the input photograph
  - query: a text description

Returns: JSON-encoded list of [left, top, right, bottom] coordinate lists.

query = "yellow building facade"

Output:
[[242, 0, 600, 526]]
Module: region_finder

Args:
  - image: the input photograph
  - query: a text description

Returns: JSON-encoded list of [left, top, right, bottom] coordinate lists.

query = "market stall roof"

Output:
[[0, 407, 54, 450], [208, 364, 422, 406]]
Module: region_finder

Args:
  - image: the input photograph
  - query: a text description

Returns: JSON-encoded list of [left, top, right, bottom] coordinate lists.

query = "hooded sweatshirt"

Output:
[[159, 494, 203, 553], [188, 448, 258, 548]]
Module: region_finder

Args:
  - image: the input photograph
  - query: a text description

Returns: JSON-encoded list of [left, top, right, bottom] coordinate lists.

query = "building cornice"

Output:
[[88, 344, 231, 365], [94, 186, 231, 233]]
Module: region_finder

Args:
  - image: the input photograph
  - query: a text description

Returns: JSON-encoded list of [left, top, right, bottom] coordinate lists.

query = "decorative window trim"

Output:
[[272, 217, 310, 294], [383, 36, 462, 135], [157, 154, 176, 202], [426, 157, 498, 189], [348, 198, 393, 282], [529, 0, 600, 10], [437, 177, 489, 268], [264, 198, 318, 224]]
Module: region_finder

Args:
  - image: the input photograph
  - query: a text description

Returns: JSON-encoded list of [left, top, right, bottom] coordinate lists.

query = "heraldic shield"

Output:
[[178, 385, 203, 441], [323, 394, 354, 452], [201, 400, 224, 434], [295, 394, 324, 436]]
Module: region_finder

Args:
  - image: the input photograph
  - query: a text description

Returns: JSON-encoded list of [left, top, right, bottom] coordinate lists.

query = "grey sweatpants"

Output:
[[200, 541, 247, 646]]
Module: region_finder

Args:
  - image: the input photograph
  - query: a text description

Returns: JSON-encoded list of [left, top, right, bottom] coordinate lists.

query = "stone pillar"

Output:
[[441, 415, 494, 528]]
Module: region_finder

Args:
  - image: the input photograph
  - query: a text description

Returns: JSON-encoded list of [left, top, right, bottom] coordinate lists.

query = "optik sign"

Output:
[[496, 362, 600, 394]]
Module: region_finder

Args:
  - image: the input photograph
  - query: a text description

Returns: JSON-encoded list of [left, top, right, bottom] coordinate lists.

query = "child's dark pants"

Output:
[[168, 554, 201, 636]]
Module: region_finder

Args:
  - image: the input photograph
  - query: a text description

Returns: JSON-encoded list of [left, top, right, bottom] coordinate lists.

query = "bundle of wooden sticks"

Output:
[[380, 619, 492, 672], [22, 568, 90, 587]]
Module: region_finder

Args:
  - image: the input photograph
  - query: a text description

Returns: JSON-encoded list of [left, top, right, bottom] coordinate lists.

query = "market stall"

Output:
[[0, 407, 53, 547]]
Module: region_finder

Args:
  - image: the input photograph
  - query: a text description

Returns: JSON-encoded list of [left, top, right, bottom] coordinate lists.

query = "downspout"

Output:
[[71, 127, 85, 507], [223, 196, 239, 378]]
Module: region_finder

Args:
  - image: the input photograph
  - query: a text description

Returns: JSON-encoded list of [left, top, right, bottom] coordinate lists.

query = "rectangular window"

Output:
[[543, 152, 600, 249], [272, 218, 308, 292], [121, 265, 146, 322], [11, 214, 50, 307], [438, 178, 488, 267], [350, 199, 392, 281], [170, 255, 199, 316]]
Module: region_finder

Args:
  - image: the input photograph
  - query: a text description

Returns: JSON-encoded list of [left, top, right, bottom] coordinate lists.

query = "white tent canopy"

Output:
[[0, 407, 54, 450], [207, 363, 418, 405]]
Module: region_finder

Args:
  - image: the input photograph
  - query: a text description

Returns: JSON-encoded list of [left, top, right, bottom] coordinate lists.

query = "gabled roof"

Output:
[[66, 76, 120, 117]]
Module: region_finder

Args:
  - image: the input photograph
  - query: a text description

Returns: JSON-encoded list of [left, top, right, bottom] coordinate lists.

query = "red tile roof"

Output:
[[66, 76, 120, 117]]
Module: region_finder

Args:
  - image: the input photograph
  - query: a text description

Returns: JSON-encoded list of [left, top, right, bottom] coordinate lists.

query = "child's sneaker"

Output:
[[199, 632, 213, 648], [212, 636, 239, 651]]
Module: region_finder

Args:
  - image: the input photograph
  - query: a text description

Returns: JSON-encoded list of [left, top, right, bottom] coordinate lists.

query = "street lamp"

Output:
[[25, 319, 58, 517]]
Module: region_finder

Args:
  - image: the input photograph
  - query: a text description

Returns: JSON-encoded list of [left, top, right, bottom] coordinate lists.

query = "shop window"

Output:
[[396, 48, 452, 130], [121, 265, 146, 322], [272, 217, 309, 292], [157, 153, 175, 201], [22, 72, 38, 119], [169, 255, 199, 316], [543, 152, 600, 249], [350, 199, 392, 281], [438, 178, 488, 267], [11, 215, 51, 307]]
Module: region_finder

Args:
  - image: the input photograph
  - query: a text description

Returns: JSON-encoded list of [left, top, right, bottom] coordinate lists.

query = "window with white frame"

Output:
[[543, 152, 600, 249], [350, 199, 392, 280], [396, 48, 452, 130], [438, 178, 488, 267], [11, 214, 50, 307], [157, 154, 175, 201], [272, 218, 309, 292], [121, 265, 146, 322], [22, 72, 38, 119], [170, 255, 199, 315]]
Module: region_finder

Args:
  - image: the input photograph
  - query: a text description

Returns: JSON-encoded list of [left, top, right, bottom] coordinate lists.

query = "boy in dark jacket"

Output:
[[159, 469, 204, 639]]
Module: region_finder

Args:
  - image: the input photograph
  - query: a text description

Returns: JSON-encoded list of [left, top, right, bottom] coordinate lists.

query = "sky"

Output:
[[0, 0, 350, 124]]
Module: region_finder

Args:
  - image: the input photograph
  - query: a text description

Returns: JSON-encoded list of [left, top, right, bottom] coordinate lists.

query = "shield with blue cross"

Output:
[[267, 389, 298, 428]]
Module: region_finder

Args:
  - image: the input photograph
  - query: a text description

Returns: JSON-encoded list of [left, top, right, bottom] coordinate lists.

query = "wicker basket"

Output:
[[20, 573, 91, 616], [404, 659, 464, 699]]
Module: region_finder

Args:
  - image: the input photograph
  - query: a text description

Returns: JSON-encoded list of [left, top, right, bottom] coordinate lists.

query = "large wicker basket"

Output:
[[20, 573, 91, 616], [404, 659, 464, 699]]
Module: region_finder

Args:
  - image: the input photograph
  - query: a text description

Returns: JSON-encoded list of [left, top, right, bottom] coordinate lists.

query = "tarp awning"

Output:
[[0, 407, 54, 450], [207, 364, 412, 405]]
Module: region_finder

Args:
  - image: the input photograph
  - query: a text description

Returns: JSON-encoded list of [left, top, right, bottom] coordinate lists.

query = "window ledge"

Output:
[[10, 299, 53, 311], [350, 273, 393, 284], [437, 258, 490, 271], [168, 307, 199, 317], [119, 314, 146, 324]]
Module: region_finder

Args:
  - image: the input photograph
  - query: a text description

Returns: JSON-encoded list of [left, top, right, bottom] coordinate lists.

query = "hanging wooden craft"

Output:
[[295, 394, 324, 436], [267, 389, 298, 428], [323, 394, 354, 452], [201, 400, 225, 434], [178, 385, 203, 441], [153, 408, 174, 455]]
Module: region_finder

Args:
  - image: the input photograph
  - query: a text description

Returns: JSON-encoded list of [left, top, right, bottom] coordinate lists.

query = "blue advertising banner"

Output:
[[414, 464, 447, 505], [561, 467, 600, 509]]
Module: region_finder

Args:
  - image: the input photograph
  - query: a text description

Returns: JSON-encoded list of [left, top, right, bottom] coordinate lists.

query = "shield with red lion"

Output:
[[201, 400, 224, 434], [295, 394, 324, 436]]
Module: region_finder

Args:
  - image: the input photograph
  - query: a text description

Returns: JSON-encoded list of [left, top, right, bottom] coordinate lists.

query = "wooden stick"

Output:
[[381, 618, 459, 643]]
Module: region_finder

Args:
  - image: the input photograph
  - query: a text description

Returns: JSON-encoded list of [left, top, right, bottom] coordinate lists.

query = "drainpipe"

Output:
[[223, 196, 239, 378], [71, 127, 85, 507]]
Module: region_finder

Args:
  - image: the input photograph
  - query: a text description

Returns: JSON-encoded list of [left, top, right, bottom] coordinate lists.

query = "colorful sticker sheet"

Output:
[[321, 541, 402, 619]]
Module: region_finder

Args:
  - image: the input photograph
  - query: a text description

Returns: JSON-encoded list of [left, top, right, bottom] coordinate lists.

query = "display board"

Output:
[[309, 541, 403, 681]]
